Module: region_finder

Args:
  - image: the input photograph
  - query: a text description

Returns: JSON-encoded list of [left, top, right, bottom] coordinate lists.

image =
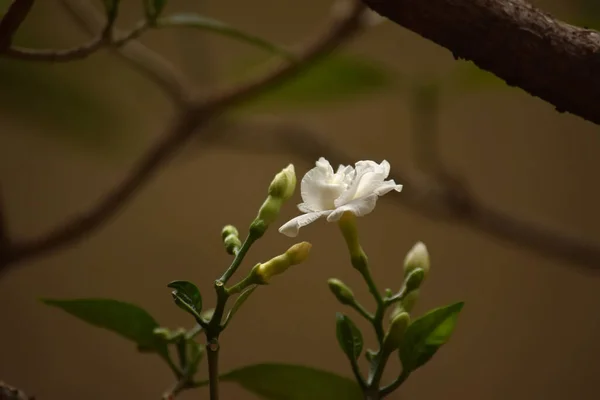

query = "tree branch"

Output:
[[0, 0, 35, 50], [204, 116, 600, 271], [361, 0, 600, 125], [0, 1, 367, 271], [59, 0, 191, 106]]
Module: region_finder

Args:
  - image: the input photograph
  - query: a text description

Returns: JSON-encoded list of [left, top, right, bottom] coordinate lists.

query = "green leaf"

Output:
[[399, 302, 464, 373], [144, 0, 167, 21], [167, 280, 203, 319], [335, 313, 363, 361], [41, 298, 168, 359], [230, 53, 395, 111], [223, 286, 256, 328], [215, 363, 363, 400], [157, 14, 293, 60]]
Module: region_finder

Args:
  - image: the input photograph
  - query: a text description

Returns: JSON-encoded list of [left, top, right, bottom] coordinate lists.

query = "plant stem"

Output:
[[379, 371, 410, 398], [219, 235, 256, 284], [206, 338, 220, 400], [350, 300, 374, 322]]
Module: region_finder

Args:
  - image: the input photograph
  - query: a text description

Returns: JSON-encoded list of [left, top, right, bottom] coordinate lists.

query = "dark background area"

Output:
[[1, 1, 599, 399]]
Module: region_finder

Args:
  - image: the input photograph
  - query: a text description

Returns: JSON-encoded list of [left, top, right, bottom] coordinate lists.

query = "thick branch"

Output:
[[206, 117, 600, 271], [0, 2, 366, 270], [0, 0, 35, 50], [0, 381, 32, 400], [362, 0, 600, 125]]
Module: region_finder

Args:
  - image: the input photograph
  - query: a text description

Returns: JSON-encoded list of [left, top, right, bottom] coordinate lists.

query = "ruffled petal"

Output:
[[373, 179, 403, 196], [335, 160, 389, 207], [300, 158, 335, 211], [327, 194, 378, 222], [279, 211, 331, 237]]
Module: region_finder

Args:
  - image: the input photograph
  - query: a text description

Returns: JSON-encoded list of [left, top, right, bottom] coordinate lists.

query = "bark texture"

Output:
[[362, 0, 600, 125]]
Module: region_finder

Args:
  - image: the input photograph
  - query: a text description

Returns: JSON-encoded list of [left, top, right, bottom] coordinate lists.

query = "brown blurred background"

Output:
[[1, 0, 600, 399]]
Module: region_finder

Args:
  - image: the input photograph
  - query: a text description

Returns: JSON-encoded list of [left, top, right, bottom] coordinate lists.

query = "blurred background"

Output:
[[1, 0, 600, 399]]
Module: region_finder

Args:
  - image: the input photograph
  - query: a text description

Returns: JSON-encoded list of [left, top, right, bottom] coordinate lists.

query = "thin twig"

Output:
[[59, 0, 191, 106], [0, 1, 367, 272], [202, 117, 600, 271], [0, 0, 35, 50]]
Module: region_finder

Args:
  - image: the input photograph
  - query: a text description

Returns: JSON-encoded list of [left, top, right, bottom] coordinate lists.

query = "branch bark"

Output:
[[0, 0, 35, 50], [361, 0, 600, 125]]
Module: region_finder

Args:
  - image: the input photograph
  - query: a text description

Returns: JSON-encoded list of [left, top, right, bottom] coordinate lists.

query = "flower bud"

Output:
[[405, 268, 425, 292], [223, 234, 242, 255], [382, 312, 410, 354], [400, 289, 419, 313], [221, 225, 239, 241], [327, 278, 355, 305], [404, 242, 430, 279], [251, 242, 312, 284], [268, 164, 296, 201], [255, 196, 284, 230]]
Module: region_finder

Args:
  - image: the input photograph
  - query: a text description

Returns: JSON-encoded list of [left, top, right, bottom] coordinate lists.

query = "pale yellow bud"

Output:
[[285, 241, 312, 265], [251, 242, 312, 284], [268, 164, 296, 201], [404, 242, 430, 278]]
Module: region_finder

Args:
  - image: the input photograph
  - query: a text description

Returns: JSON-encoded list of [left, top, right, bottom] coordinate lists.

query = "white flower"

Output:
[[278, 157, 403, 237]]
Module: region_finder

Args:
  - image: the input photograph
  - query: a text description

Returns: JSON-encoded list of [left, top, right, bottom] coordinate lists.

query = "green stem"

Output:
[[379, 371, 410, 398], [219, 235, 256, 284], [349, 356, 367, 391], [349, 300, 374, 322], [359, 263, 384, 308], [206, 338, 220, 400], [226, 274, 254, 296], [368, 351, 390, 389]]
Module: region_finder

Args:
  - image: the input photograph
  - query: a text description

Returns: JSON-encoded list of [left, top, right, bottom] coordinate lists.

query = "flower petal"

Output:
[[278, 211, 331, 237], [326, 194, 378, 222], [301, 158, 346, 211], [373, 180, 403, 196], [335, 160, 389, 207]]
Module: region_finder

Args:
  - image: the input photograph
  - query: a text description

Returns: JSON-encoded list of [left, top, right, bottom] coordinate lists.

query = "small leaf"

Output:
[[399, 302, 464, 373], [335, 313, 363, 361], [167, 280, 203, 319], [223, 286, 256, 328], [157, 14, 293, 60], [229, 53, 395, 111], [215, 363, 362, 400], [144, 0, 167, 21], [41, 298, 168, 359]]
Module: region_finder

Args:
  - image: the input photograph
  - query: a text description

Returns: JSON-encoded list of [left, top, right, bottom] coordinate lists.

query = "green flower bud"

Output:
[[405, 268, 425, 292], [382, 312, 410, 354], [255, 196, 284, 228], [268, 164, 296, 201], [327, 278, 355, 305], [401, 289, 420, 313], [404, 241, 430, 279], [221, 225, 239, 241], [251, 242, 312, 284], [223, 234, 242, 255]]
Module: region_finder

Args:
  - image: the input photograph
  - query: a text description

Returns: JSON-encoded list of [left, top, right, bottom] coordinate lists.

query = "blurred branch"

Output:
[[0, 381, 32, 400], [2, 19, 148, 62], [361, 0, 600, 125], [59, 0, 192, 105], [0, 1, 367, 272], [0, 0, 35, 50], [205, 117, 600, 271]]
